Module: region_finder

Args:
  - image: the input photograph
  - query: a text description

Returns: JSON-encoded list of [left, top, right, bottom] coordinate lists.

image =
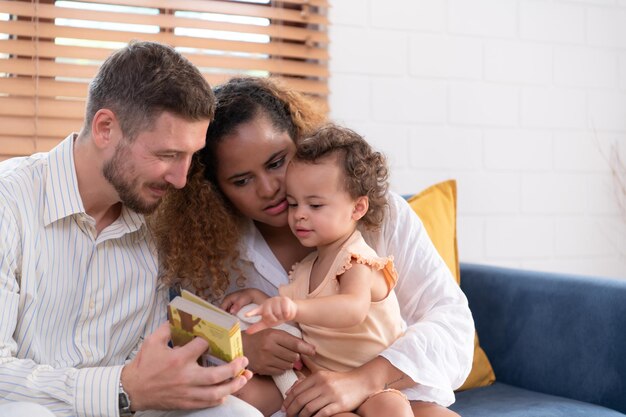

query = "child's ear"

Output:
[[352, 196, 369, 221]]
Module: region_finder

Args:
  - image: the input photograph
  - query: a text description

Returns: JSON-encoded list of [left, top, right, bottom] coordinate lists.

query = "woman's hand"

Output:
[[282, 356, 416, 417], [282, 368, 373, 417], [242, 329, 315, 375], [220, 288, 268, 314]]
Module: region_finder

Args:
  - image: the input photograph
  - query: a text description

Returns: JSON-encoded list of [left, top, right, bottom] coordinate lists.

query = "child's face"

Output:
[[285, 155, 361, 248]]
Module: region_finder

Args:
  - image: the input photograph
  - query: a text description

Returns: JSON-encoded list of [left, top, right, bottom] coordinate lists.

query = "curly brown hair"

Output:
[[151, 76, 325, 299], [149, 156, 241, 300], [294, 124, 389, 230]]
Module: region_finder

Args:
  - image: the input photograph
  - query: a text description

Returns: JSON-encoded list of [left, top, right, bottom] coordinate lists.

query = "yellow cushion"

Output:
[[407, 179, 495, 391]]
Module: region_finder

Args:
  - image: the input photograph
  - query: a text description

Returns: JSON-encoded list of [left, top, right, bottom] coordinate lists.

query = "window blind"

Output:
[[0, 0, 328, 160]]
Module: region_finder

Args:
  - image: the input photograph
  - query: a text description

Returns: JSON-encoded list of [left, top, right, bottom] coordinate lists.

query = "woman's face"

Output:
[[215, 114, 296, 228]]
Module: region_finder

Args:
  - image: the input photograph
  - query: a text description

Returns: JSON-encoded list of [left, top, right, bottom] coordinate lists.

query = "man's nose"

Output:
[[165, 157, 191, 189]]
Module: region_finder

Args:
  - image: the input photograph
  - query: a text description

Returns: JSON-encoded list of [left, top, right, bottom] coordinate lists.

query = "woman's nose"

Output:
[[257, 174, 279, 199]]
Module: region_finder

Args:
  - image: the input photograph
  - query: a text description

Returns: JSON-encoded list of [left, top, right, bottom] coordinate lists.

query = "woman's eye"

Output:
[[233, 178, 250, 187], [268, 157, 285, 170]]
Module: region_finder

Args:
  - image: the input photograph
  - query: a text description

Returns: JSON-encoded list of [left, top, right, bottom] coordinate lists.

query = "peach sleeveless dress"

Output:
[[279, 230, 405, 372]]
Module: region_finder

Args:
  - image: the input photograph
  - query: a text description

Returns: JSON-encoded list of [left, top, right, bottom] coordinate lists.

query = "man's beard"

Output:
[[103, 142, 169, 215]]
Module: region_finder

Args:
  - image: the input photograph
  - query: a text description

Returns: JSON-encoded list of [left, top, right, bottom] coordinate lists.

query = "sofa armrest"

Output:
[[460, 263, 626, 414]]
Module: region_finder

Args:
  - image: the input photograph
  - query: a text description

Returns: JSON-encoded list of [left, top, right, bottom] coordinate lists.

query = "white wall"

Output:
[[328, 0, 626, 279]]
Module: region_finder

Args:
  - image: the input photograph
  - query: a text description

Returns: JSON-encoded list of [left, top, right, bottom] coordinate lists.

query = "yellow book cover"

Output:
[[167, 289, 243, 367]]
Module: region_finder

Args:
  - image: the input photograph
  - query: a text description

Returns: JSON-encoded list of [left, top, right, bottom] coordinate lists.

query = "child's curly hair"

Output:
[[294, 124, 389, 229]]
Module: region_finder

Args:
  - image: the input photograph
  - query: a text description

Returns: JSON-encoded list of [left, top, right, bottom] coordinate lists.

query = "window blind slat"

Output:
[[0, 97, 85, 118], [0, 116, 83, 137], [0, 137, 60, 155], [0, 57, 99, 78], [0, 38, 114, 61], [0, 78, 89, 98]]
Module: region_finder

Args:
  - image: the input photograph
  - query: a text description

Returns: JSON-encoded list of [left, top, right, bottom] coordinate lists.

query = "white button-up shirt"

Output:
[[0, 135, 167, 417], [228, 192, 475, 407]]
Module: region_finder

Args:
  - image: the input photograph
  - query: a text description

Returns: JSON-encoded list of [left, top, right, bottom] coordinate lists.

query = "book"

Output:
[[167, 289, 244, 368]]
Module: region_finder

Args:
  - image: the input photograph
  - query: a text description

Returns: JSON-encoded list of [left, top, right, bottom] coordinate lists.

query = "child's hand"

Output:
[[245, 296, 298, 334], [221, 289, 263, 314]]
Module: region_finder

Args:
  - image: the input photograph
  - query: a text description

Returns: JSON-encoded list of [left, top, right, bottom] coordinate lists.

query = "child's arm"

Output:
[[246, 263, 375, 333], [220, 288, 271, 314]]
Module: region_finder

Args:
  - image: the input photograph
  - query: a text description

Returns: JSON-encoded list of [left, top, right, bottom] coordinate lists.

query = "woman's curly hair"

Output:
[[295, 124, 389, 230], [149, 156, 241, 301], [150, 76, 325, 299]]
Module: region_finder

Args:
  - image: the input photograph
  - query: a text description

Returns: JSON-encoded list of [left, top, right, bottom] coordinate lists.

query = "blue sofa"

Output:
[[450, 264, 626, 417]]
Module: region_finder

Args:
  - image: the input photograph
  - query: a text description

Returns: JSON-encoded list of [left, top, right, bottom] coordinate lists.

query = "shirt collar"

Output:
[[43, 134, 148, 238], [43, 134, 85, 226], [99, 205, 148, 242], [239, 220, 291, 289]]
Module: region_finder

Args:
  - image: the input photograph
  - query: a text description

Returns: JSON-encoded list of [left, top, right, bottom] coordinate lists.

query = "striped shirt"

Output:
[[0, 135, 168, 417]]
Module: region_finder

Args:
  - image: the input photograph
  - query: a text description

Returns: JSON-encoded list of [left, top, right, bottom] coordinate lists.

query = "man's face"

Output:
[[103, 111, 208, 214]]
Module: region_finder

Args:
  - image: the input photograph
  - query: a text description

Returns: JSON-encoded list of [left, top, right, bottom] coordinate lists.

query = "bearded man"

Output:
[[0, 41, 259, 417]]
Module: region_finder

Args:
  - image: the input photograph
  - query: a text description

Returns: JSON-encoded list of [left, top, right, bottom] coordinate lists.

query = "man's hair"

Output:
[[84, 41, 215, 139], [294, 124, 389, 229]]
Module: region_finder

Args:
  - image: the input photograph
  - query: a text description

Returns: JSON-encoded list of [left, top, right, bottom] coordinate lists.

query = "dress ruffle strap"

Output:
[[336, 251, 399, 293]]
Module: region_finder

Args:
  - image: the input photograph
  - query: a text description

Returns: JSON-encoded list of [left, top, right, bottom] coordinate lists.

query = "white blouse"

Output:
[[227, 192, 475, 406]]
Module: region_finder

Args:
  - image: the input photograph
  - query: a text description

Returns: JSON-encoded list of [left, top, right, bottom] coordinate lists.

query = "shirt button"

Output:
[[85, 351, 92, 358], [89, 300, 95, 309]]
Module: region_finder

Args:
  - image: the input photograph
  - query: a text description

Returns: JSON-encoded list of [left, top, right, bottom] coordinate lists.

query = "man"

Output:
[[0, 41, 259, 417]]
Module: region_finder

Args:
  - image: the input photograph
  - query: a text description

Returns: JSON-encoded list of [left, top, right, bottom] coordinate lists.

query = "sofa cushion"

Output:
[[451, 382, 626, 417], [407, 180, 495, 391], [461, 264, 626, 414]]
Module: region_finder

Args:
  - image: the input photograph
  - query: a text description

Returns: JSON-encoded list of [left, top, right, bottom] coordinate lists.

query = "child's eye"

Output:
[[310, 204, 323, 209], [287, 203, 297, 208]]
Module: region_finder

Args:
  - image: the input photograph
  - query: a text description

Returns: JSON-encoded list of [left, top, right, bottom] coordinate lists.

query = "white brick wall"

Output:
[[485, 41, 552, 84], [451, 82, 519, 126], [328, 0, 626, 279], [520, 2, 585, 42], [620, 53, 626, 89]]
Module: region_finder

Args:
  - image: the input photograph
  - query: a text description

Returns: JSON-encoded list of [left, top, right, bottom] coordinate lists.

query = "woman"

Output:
[[152, 77, 474, 417]]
